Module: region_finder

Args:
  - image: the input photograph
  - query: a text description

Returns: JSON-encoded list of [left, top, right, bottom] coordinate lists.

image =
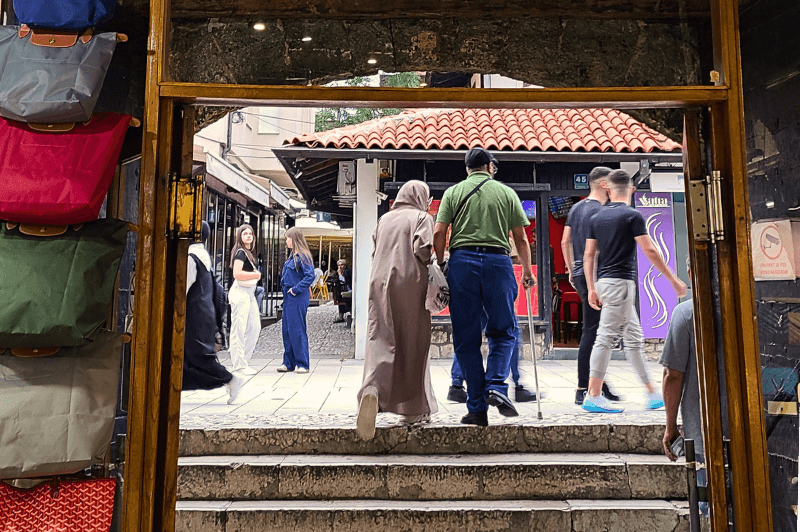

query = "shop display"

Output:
[[0, 332, 124, 478], [0, 25, 125, 123], [0, 113, 132, 224], [14, 0, 117, 31], [0, 219, 128, 348]]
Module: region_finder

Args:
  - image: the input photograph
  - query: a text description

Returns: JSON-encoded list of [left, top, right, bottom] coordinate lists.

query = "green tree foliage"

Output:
[[314, 73, 421, 132]]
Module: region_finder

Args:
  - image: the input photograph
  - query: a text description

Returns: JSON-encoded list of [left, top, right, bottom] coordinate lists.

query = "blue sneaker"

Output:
[[645, 392, 665, 410], [582, 393, 625, 413]]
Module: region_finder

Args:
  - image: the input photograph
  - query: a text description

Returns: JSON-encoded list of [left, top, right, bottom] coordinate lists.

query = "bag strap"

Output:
[[451, 177, 490, 225]]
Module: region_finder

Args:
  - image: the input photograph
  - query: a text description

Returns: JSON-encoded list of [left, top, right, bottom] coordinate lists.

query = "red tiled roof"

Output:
[[286, 108, 681, 153]]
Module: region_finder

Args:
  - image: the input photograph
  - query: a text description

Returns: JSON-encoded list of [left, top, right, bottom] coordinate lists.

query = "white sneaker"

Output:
[[356, 393, 379, 441], [645, 391, 665, 410], [226, 374, 244, 405], [296, 367, 309, 374], [236, 366, 258, 376], [276, 364, 289, 373]]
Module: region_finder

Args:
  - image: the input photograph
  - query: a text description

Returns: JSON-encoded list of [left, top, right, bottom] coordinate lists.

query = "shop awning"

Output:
[[206, 151, 270, 208]]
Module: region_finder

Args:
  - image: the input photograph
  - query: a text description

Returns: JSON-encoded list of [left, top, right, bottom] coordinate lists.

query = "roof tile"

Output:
[[286, 108, 681, 153]]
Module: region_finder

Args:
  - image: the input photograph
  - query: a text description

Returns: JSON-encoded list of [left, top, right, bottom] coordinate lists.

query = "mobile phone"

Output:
[[670, 435, 685, 458]]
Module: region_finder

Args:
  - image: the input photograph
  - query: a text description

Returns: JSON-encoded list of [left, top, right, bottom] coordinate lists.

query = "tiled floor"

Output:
[[180, 356, 668, 427]]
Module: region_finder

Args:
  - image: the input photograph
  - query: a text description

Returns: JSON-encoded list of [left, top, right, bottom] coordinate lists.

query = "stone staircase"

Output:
[[176, 422, 692, 531]]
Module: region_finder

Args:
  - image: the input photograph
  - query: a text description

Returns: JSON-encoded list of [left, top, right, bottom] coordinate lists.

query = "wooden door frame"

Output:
[[124, 0, 771, 531]]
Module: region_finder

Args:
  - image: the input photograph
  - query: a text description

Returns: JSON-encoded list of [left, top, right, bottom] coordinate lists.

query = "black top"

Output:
[[234, 249, 255, 271], [565, 198, 604, 277], [587, 202, 647, 281]]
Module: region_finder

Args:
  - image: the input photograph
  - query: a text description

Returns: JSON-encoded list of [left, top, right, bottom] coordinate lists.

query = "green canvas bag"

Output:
[[0, 219, 128, 348], [0, 331, 124, 478]]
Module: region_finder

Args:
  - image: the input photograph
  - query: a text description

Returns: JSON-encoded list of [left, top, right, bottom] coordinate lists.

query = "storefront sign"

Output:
[[752, 219, 800, 280], [206, 152, 270, 207], [635, 192, 677, 339]]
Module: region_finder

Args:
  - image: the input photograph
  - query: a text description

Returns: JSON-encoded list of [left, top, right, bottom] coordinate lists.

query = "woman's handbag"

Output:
[[0, 477, 116, 531], [0, 113, 132, 225], [0, 332, 124, 478], [0, 25, 126, 123], [0, 219, 128, 349], [14, 0, 117, 31], [426, 261, 450, 314]]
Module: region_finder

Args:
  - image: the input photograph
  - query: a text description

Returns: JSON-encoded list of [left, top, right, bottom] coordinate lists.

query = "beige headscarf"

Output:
[[392, 180, 430, 212]]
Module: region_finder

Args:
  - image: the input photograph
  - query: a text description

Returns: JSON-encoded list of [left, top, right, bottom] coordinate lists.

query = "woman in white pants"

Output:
[[228, 224, 262, 375]]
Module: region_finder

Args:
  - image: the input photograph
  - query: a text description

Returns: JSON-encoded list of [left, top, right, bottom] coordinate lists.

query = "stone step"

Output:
[[180, 423, 664, 457], [175, 499, 692, 532], [177, 453, 686, 501]]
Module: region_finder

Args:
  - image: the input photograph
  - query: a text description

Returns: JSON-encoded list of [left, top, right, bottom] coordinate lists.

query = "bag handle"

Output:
[[451, 177, 490, 225], [18, 25, 127, 46]]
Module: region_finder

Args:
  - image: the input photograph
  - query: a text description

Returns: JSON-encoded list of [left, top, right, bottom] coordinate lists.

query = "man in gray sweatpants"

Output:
[[581, 170, 687, 413]]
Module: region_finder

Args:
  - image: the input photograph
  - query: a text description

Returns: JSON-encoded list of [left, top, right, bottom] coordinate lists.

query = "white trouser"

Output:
[[228, 281, 261, 371], [589, 278, 650, 385]]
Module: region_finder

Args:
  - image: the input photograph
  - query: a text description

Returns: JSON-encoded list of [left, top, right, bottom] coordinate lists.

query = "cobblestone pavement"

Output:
[[184, 302, 671, 430]]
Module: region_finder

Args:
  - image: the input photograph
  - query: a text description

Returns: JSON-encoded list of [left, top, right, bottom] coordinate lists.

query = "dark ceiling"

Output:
[[128, 0, 734, 20]]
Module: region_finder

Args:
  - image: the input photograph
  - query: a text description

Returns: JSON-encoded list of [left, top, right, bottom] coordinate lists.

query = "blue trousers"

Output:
[[451, 317, 521, 387], [448, 249, 518, 413], [281, 290, 310, 370]]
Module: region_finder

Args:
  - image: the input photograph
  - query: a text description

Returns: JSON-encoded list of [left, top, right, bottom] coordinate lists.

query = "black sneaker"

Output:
[[447, 385, 467, 403], [575, 388, 587, 405], [514, 385, 537, 403], [486, 389, 519, 417], [602, 382, 622, 402], [461, 411, 488, 426]]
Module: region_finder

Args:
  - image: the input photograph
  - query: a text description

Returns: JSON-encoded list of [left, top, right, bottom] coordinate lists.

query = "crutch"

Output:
[[524, 280, 543, 419]]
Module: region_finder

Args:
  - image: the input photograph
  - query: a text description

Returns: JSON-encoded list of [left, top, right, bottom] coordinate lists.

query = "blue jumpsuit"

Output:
[[280, 255, 316, 370]]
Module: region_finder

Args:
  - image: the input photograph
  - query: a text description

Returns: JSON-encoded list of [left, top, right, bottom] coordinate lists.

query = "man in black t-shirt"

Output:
[[562, 166, 621, 405], [581, 170, 687, 414]]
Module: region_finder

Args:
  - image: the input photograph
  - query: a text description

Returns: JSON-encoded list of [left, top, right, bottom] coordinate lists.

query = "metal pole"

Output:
[[319, 235, 323, 267], [686, 439, 702, 532], [525, 282, 543, 419]]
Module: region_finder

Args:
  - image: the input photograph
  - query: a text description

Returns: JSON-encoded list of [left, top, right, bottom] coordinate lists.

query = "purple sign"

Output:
[[635, 192, 677, 339]]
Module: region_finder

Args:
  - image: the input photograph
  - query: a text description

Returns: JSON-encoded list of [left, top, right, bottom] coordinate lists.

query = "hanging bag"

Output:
[[0, 478, 116, 532], [0, 332, 124, 479], [0, 219, 129, 349], [0, 25, 126, 123], [14, 0, 117, 31], [0, 113, 132, 225]]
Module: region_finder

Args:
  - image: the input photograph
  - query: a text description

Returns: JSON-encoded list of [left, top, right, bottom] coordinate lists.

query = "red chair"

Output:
[[560, 291, 583, 344]]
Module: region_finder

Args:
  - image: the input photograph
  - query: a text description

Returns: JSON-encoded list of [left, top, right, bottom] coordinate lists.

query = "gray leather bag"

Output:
[[0, 331, 124, 479], [0, 25, 123, 123]]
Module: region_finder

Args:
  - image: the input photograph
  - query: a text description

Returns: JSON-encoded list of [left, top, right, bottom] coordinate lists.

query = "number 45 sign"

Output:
[[574, 173, 589, 190]]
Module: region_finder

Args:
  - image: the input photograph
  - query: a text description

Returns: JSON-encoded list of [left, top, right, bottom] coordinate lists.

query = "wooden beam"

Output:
[[683, 110, 729, 532], [132, 0, 718, 20], [123, 0, 172, 530], [708, 0, 773, 529], [160, 83, 728, 109]]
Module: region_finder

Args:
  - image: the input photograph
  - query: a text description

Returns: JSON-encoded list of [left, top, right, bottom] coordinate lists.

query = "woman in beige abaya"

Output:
[[356, 180, 438, 440]]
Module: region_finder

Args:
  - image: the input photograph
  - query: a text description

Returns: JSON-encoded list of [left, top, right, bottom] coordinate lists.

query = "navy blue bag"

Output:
[[14, 0, 116, 31]]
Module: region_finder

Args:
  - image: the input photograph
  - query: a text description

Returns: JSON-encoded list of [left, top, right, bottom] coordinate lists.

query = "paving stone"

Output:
[[568, 499, 689, 532]]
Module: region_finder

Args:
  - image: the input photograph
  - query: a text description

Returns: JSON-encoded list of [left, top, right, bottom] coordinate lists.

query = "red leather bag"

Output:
[[0, 478, 115, 532], [0, 113, 131, 225]]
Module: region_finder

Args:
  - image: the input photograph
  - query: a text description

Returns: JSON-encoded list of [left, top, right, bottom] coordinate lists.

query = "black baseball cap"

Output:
[[464, 147, 498, 169]]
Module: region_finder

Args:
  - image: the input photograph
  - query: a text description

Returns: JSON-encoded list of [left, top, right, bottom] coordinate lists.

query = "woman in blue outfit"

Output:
[[278, 227, 316, 373]]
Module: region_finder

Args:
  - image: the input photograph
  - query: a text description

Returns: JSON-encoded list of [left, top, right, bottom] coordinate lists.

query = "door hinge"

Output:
[[168, 171, 204, 240], [689, 170, 724, 242]]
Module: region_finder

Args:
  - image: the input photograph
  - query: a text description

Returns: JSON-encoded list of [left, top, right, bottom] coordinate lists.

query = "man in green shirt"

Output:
[[433, 148, 534, 426]]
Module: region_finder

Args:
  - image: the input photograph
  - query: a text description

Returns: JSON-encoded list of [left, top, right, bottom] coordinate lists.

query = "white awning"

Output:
[[206, 151, 271, 207]]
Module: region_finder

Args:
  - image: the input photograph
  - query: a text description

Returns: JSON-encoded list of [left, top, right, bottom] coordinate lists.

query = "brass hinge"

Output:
[[689, 170, 724, 242], [168, 171, 204, 240]]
